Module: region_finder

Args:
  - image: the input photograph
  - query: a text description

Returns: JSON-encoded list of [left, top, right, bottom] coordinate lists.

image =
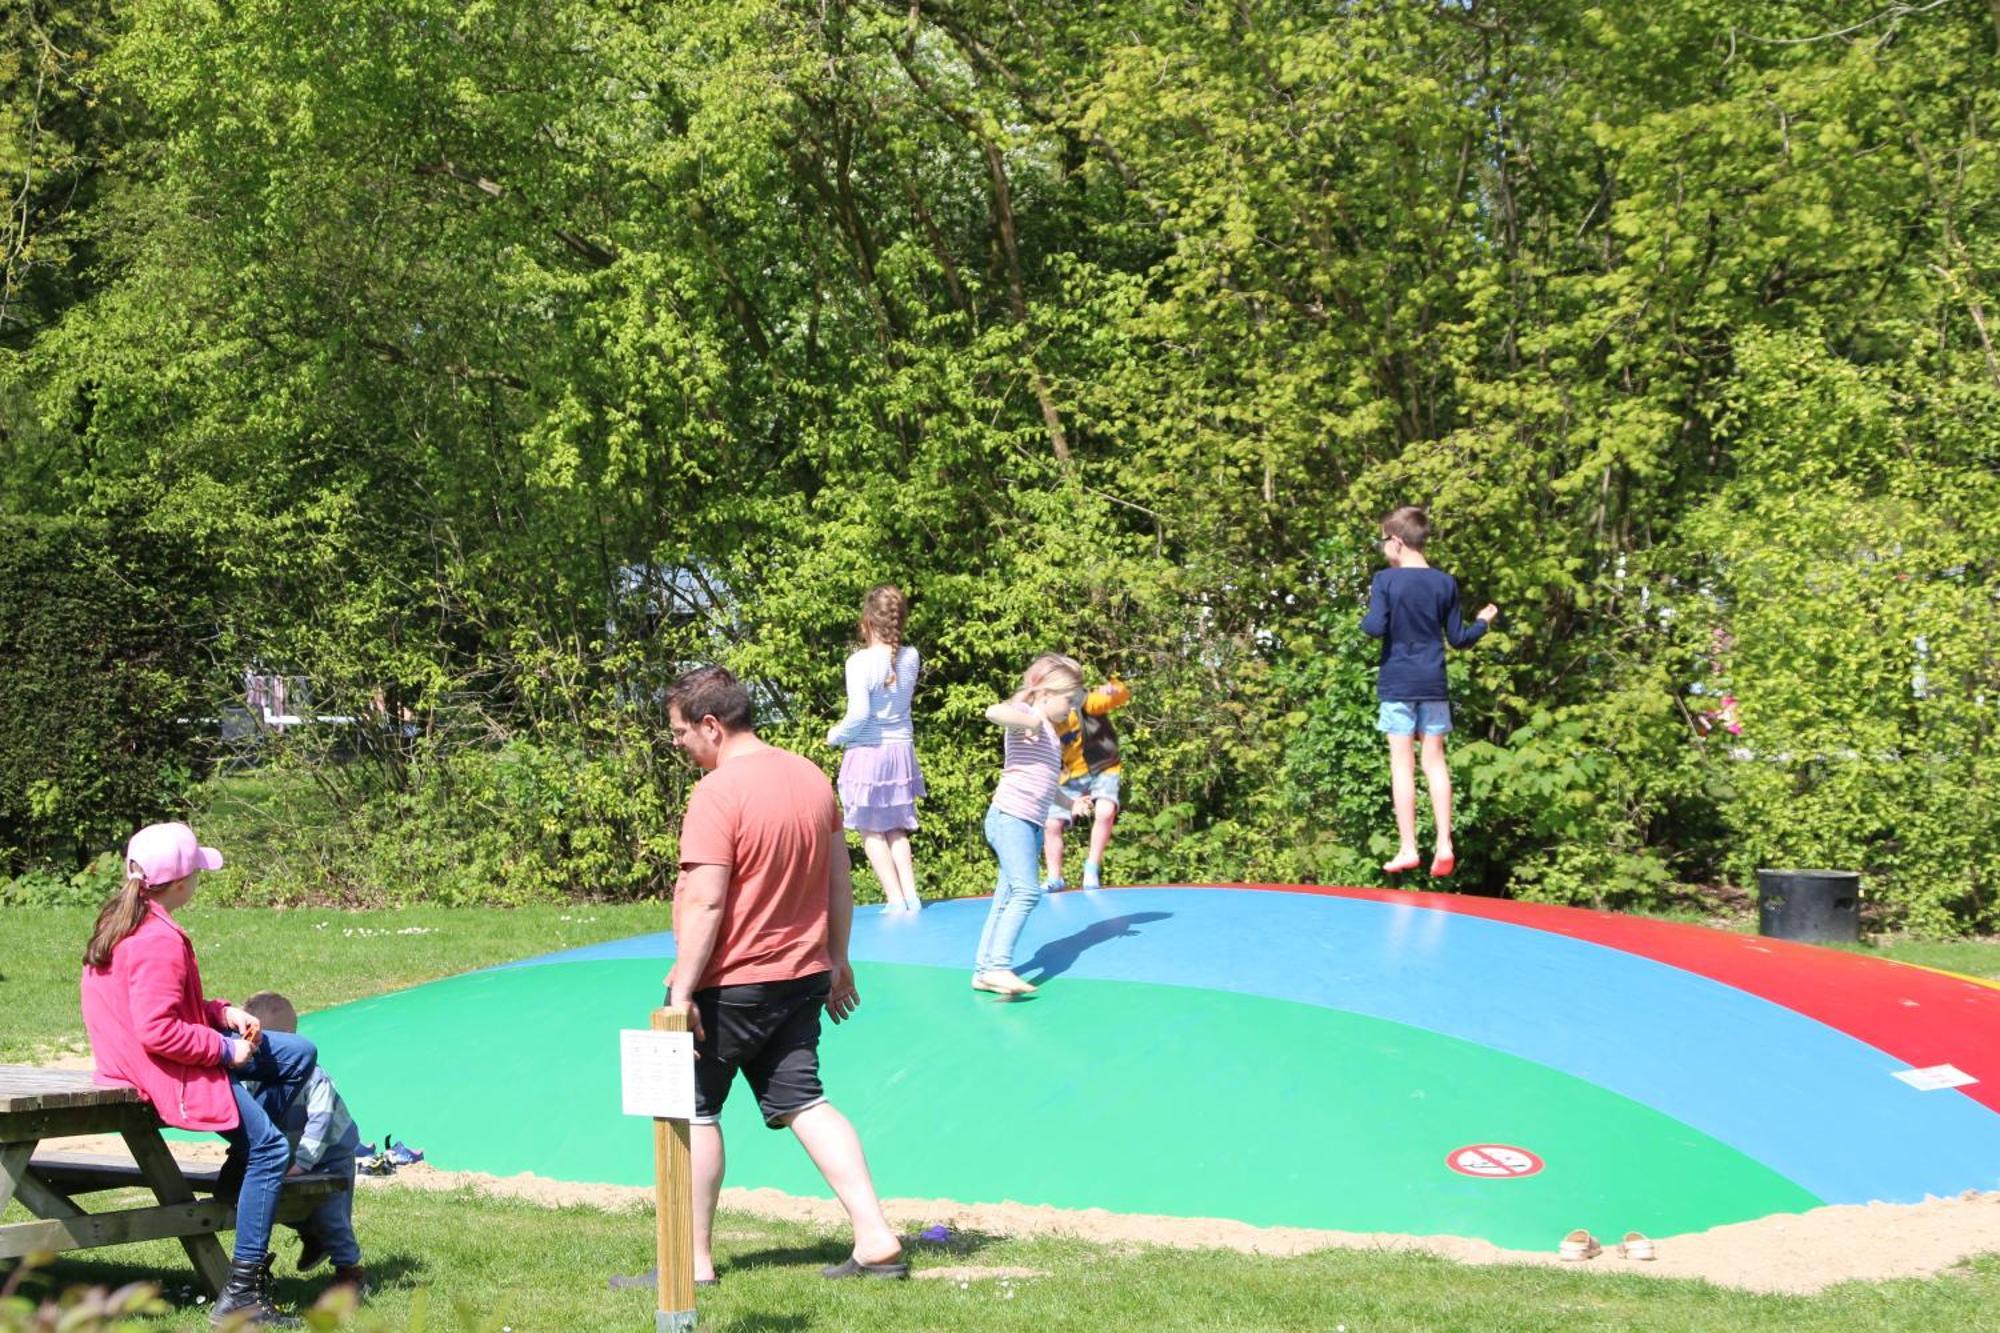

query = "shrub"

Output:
[[0, 514, 214, 877]]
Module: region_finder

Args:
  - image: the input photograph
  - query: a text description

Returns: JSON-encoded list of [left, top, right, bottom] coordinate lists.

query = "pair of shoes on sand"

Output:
[[1560, 1229, 1656, 1262], [1383, 850, 1455, 878], [971, 969, 1037, 996], [357, 1137, 425, 1176]]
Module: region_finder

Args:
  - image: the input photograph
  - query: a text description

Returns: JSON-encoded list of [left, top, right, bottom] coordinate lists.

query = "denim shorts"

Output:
[[1048, 769, 1122, 824], [1378, 701, 1452, 737], [685, 973, 830, 1128]]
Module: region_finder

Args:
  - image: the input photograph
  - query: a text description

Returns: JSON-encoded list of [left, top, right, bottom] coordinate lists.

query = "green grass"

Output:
[[0, 904, 661, 1062], [8, 1186, 1999, 1331], [1831, 936, 2000, 981]]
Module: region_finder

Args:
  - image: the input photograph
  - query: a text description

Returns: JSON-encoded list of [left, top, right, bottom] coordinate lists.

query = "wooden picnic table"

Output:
[[0, 1064, 344, 1295]]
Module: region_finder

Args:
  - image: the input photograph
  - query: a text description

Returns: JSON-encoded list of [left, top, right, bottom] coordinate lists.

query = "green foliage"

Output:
[[3, 1, 1999, 928], [1676, 331, 2000, 933], [0, 851, 122, 907], [0, 1256, 166, 1331], [0, 513, 213, 876]]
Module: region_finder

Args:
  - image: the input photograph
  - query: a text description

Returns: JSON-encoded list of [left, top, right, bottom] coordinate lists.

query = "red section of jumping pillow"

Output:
[[1189, 882, 2000, 1116]]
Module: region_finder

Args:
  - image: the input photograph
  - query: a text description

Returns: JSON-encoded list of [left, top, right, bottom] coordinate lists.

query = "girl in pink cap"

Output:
[[80, 822, 319, 1326]]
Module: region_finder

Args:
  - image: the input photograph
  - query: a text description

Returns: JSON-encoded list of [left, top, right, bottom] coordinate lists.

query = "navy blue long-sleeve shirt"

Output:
[[1361, 566, 1487, 702]]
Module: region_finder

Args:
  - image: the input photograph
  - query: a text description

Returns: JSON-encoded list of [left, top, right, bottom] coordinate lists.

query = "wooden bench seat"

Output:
[[27, 1150, 349, 1200], [2, 1065, 351, 1296], [4, 1152, 348, 1266]]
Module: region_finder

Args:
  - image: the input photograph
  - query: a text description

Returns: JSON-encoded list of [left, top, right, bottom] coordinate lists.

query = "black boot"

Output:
[[209, 1254, 297, 1327]]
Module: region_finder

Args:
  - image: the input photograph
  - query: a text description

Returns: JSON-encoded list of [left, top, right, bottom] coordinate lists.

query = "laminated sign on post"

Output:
[[621, 1029, 695, 1120]]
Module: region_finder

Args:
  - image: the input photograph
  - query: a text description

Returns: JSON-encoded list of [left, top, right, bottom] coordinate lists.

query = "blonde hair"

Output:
[[84, 871, 172, 970], [1022, 653, 1082, 699], [860, 585, 910, 686]]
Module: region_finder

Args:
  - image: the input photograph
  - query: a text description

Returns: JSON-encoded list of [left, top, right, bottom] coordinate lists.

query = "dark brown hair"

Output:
[[860, 584, 909, 686], [83, 872, 167, 970], [1381, 505, 1431, 550], [243, 991, 300, 1033], [666, 665, 754, 732]]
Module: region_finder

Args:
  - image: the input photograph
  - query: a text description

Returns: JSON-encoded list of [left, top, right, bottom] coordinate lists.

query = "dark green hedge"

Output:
[[0, 513, 211, 874]]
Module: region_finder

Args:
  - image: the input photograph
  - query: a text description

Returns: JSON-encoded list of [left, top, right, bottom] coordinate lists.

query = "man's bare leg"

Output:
[[784, 1102, 902, 1264], [691, 1121, 726, 1282]]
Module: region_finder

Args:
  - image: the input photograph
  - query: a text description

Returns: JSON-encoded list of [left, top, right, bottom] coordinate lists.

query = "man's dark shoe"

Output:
[[296, 1234, 328, 1273], [209, 1255, 297, 1326], [821, 1254, 911, 1280], [329, 1265, 369, 1299]]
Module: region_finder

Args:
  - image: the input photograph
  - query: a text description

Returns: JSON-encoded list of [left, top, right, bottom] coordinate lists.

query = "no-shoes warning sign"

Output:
[[1446, 1144, 1544, 1178]]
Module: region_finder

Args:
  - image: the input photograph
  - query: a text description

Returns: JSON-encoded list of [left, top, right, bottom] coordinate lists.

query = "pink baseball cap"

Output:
[[125, 822, 225, 886]]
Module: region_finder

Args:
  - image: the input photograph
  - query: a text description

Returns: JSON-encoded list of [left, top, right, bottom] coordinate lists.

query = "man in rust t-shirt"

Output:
[[664, 666, 908, 1284]]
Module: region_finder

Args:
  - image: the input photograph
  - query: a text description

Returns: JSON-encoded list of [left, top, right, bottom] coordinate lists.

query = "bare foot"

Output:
[[1383, 850, 1422, 874], [1429, 850, 1456, 878]]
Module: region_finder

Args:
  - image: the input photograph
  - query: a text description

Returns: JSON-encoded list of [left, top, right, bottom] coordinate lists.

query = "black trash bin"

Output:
[[1756, 868, 1861, 943]]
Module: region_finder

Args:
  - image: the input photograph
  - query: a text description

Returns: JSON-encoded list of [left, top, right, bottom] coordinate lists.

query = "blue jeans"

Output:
[[976, 805, 1045, 973], [217, 1030, 318, 1263], [294, 1124, 362, 1267]]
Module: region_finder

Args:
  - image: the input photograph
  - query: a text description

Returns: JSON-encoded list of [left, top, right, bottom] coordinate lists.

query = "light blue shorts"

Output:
[[1378, 701, 1452, 737], [1048, 770, 1122, 825]]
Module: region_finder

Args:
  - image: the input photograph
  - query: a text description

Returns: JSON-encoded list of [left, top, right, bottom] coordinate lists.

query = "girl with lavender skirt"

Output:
[[828, 584, 926, 910]]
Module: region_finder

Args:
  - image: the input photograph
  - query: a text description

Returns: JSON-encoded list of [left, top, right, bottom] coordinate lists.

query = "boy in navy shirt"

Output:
[[1361, 506, 1498, 878]]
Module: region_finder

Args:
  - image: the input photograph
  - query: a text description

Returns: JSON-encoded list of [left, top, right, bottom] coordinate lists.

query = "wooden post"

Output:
[[651, 1006, 696, 1333]]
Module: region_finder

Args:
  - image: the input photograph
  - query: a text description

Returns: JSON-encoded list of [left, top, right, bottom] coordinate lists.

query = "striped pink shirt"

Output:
[[990, 717, 1062, 823]]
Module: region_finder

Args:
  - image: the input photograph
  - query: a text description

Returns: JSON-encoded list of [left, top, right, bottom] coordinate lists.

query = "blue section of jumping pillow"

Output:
[[501, 887, 2000, 1205]]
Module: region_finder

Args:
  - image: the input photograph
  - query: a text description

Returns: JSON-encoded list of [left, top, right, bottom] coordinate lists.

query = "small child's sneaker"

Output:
[[1041, 878, 1066, 894], [383, 1137, 425, 1167], [1080, 863, 1102, 891]]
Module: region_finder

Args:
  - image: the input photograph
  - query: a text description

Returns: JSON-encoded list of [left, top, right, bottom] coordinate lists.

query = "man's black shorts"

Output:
[[685, 972, 830, 1129]]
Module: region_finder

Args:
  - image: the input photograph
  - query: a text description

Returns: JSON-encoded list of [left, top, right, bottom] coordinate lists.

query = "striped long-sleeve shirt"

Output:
[[281, 1067, 359, 1169]]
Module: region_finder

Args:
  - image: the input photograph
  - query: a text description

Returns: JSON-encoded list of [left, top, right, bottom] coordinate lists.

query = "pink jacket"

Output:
[[79, 900, 239, 1131]]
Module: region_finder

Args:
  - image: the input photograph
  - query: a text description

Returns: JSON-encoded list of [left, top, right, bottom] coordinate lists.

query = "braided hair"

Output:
[[860, 584, 909, 686]]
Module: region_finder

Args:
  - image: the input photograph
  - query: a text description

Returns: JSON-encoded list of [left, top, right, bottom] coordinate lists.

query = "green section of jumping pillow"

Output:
[[296, 957, 1820, 1249]]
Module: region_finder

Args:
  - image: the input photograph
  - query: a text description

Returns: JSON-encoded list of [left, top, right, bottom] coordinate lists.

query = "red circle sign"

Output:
[[1446, 1144, 1544, 1178]]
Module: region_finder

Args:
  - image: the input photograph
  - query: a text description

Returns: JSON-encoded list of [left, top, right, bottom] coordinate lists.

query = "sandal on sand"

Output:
[[1618, 1232, 1656, 1261], [1558, 1229, 1602, 1261], [821, 1256, 910, 1281]]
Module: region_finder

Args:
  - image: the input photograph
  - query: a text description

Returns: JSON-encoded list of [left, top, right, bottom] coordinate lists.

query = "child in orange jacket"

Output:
[[1040, 669, 1132, 893]]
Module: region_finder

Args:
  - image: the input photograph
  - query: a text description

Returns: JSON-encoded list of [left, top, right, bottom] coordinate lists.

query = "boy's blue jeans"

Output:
[[976, 805, 1045, 973], [217, 1030, 318, 1263], [294, 1123, 363, 1267]]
